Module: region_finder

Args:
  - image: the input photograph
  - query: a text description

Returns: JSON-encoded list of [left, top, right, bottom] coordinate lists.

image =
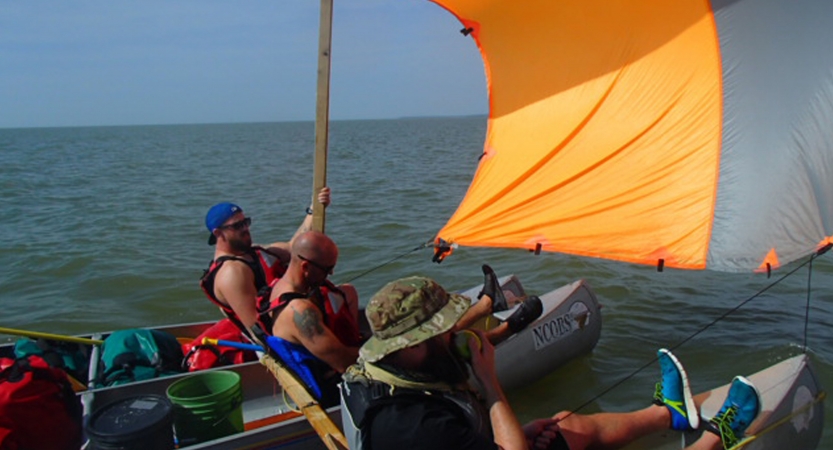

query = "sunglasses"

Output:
[[219, 217, 252, 231], [298, 254, 335, 274]]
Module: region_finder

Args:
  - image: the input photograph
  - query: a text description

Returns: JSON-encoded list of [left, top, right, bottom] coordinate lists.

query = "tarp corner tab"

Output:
[[816, 237, 832, 256], [755, 249, 780, 275], [432, 238, 455, 264]]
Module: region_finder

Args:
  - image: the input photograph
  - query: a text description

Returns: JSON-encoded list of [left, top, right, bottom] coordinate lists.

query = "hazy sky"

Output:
[[0, 1, 487, 128]]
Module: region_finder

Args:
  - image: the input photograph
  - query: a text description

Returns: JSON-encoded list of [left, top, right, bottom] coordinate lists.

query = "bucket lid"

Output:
[[87, 395, 173, 439]]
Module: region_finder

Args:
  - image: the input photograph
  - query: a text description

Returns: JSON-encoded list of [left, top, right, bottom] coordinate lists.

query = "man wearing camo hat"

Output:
[[340, 276, 761, 450]]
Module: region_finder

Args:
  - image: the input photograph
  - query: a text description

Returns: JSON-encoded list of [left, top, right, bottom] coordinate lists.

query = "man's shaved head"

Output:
[[292, 231, 337, 261]]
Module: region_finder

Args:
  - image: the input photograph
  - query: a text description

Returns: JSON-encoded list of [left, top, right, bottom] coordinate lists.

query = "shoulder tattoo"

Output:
[[293, 306, 325, 339]]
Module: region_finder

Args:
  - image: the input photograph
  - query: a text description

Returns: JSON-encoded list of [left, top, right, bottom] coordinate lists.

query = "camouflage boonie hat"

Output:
[[359, 276, 470, 363]]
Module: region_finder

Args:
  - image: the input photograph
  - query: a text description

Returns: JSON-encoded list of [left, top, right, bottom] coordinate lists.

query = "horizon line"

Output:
[[0, 113, 489, 131]]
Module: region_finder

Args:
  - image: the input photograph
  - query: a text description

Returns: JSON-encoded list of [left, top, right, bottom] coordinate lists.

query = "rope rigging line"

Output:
[[564, 246, 829, 417], [340, 240, 433, 285], [803, 257, 813, 353]]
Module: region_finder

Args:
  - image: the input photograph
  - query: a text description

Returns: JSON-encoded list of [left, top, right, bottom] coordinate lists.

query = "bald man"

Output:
[[258, 231, 361, 406]]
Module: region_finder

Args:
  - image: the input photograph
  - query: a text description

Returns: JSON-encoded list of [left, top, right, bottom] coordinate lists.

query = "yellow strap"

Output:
[[351, 362, 459, 393], [0, 327, 103, 346]]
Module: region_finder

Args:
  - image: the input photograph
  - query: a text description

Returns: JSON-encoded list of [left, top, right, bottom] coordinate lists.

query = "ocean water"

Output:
[[1, 117, 831, 447]]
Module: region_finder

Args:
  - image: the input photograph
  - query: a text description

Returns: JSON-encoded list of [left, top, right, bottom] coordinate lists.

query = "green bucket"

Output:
[[166, 370, 244, 446]]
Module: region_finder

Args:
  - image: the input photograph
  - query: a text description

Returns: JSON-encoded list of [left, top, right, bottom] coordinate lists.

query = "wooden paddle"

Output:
[[0, 326, 104, 346], [243, 324, 347, 450], [203, 335, 347, 448], [260, 354, 347, 450]]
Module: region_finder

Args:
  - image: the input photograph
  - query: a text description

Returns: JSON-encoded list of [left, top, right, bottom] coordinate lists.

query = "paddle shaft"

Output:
[[205, 338, 348, 449], [201, 338, 263, 352], [0, 327, 103, 346], [260, 355, 348, 450]]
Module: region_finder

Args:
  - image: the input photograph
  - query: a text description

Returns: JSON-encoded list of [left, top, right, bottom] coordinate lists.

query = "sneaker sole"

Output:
[[660, 348, 700, 429]]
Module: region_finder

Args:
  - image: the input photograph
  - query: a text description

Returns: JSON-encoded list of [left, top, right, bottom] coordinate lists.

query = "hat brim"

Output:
[[359, 292, 470, 363]]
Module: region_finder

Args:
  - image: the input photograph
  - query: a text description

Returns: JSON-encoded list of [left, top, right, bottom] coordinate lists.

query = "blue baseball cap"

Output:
[[205, 202, 242, 245]]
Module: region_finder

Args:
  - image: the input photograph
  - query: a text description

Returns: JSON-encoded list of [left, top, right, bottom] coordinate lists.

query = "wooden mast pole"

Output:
[[311, 0, 333, 233], [258, 2, 347, 450]]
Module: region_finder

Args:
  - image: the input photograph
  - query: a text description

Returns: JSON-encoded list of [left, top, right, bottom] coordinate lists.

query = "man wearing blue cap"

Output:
[[199, 188, 331, 332]]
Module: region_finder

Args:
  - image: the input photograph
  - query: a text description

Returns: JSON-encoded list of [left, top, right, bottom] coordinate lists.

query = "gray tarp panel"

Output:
[[708, 0, 833, 271]]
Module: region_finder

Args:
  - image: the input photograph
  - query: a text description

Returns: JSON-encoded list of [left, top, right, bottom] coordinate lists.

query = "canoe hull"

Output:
[[71, 277, 602, 449], [491, 279, 602, 390]]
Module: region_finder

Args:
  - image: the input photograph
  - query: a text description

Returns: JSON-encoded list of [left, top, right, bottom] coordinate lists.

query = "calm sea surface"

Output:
[[1, 118, 831, 447]]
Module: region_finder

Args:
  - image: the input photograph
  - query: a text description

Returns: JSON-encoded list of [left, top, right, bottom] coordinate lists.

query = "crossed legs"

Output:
[[529, 349, 760, 450]]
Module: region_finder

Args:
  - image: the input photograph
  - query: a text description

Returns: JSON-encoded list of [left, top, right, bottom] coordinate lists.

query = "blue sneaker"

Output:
[[653, 349, 699, 430], [708, 376, 761, 449]]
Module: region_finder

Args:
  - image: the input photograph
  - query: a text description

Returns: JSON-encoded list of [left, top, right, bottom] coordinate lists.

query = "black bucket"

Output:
[[86, 394, 174, 450]]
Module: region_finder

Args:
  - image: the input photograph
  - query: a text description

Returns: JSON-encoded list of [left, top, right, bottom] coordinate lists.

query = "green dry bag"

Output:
[[97, 329, 184, 387]]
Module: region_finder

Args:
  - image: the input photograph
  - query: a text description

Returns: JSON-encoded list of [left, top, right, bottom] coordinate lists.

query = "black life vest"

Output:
[[340, 366, 492, 450], [200, 246, 286, 332]]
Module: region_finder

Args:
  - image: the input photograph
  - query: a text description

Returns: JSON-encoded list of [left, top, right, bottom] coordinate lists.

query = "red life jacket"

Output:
[[320, 282, 362, 347], [181, 318, 259, 372], [257, 280, 361, 348], [0, 355, 83, 450], [200, 246, 286, 331]]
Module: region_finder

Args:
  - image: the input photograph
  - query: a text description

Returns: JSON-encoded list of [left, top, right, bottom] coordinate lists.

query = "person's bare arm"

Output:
[[453, 295, 492, 331], [468, 331, 528, 450], [213, 261, 260, 329], [262, 187, 331, 260], [289, 187, 331, 243], [287, 300, 358, 373]]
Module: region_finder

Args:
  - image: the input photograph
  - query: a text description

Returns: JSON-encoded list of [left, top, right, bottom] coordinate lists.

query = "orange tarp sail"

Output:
[[431, 0, 833, 272]]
